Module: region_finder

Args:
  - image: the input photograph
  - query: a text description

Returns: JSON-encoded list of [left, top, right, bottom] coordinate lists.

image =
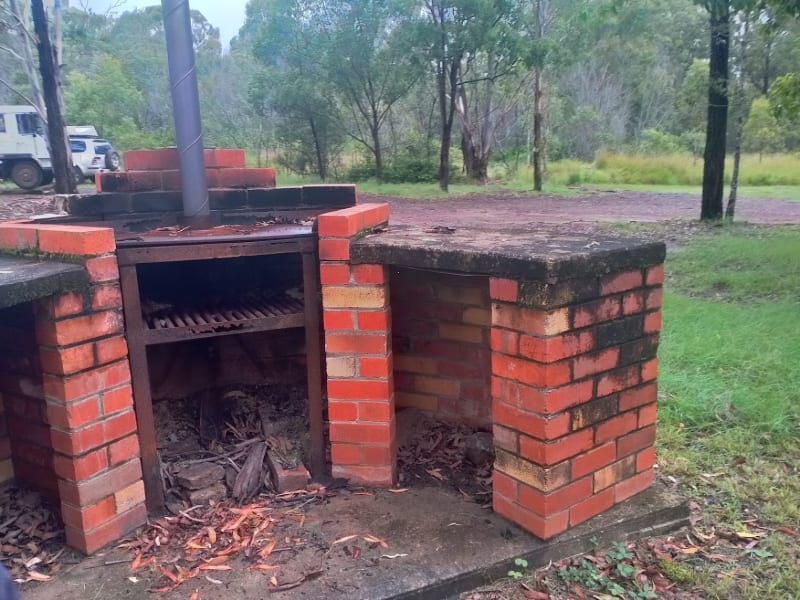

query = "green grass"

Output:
[[582, 183, 800, 201], [655, 226, 800, 598]]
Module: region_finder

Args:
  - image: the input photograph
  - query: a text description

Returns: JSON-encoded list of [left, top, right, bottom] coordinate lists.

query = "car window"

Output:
[[16, 113, 44, 135], [70, 139, 87, 153], [0, 115, 6, 133]]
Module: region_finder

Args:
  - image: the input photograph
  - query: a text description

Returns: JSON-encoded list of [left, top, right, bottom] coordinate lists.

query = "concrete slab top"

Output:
[[351, 224, 666, 283], [0, 256, 87, 309]]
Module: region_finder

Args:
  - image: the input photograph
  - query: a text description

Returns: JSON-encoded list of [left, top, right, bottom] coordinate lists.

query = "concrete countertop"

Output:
[[0, 255, 87, 309], [351, 224, 666, 283]]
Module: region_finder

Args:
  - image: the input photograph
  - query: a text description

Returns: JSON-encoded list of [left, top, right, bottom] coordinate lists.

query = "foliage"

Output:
[[742, 96, 786, 155], [769, 72, 800, 122]]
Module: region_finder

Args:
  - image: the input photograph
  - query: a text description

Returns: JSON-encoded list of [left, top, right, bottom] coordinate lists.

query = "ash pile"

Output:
[[155, 383, 311, 512]]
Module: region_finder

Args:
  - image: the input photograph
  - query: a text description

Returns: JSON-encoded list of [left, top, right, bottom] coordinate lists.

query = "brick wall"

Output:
[[0, 222, 147, 554], [489, 267, 662, 539], [0, 303, 52, 495], [391, 268, 491, 427], [318, 204, 394, 486]]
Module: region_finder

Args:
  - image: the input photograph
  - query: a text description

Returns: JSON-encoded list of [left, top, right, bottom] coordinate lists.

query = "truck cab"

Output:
[[0, 105, 54, 189]]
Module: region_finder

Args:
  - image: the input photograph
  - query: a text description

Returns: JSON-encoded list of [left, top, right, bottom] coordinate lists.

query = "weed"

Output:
[[506, 557, 528, 580]]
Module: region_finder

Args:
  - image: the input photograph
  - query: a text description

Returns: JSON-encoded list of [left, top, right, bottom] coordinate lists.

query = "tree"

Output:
[[699, 0, 732, 220], [742, 96, 785, 157], [32, 0, 75, 193]]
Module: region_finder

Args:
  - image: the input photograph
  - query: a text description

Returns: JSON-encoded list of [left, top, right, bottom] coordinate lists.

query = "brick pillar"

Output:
[[0, 223, 146, 554], [489, 264, 663, 539], [317, 203, 395, 486]]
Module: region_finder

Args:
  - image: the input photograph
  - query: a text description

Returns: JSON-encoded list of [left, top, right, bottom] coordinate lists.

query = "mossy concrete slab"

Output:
[[0, 256, 87, 309]]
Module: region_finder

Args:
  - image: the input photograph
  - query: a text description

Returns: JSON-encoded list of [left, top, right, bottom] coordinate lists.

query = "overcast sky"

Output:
[[79, 0, 247, 46]]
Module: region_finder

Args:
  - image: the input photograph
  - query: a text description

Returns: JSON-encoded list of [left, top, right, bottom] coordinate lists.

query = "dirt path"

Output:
[[359, 190, 800, 229], [3, 188, 800, 227]]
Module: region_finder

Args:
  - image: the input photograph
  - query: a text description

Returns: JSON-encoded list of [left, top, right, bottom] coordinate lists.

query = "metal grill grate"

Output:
[[145, 293, 304, 330]]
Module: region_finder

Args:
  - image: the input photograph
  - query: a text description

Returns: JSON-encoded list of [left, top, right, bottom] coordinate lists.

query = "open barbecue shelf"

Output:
[[142, 293, 305, 345]]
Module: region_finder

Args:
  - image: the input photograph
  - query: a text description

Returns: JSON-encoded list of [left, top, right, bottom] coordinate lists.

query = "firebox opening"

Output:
[[390, 267, 493, 500], [135, 253, 317, 507]]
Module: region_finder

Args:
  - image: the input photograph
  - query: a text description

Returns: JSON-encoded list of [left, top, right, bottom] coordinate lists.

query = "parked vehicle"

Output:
[[0, 105, 120, 189]]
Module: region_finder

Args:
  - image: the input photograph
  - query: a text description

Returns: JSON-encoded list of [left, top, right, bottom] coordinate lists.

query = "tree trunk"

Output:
[[31, 0, 75, 194], [533, 68, 544, 192], [726, 15, 749, 220], [308, 116, 327, 180], [437, 58, 458, 192], [701, 2, 730, 221], [371, 124, 383, 180]]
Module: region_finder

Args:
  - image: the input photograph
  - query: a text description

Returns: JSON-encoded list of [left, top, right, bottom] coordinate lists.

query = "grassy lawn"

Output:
[[475, 226, 800, 599], [582, 183, 800, 201]]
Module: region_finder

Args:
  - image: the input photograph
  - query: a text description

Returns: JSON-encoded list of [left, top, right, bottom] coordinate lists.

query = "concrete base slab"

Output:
[[21, 483, 687, 600]]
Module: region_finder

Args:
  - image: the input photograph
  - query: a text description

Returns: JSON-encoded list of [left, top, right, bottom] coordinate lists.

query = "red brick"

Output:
[[0, 224, 38, 250], [622, 291, 644, 315], [101, 385, 133, 414], [53, 448, 108, 481], [330, 443, 360, 465], [85, 256, 119, 283], [58, 459, 142, 507], [493, 424, 519, 453], [600, 270, 643, 295], [493, 493, 569, 540], [492, 471, 519, 501], [61, 497, 115, 531], [65, 503, 146, 555], [95, 337, 128, 366], [595, 411, 639, 444], [619, 383, 658, 411], [615, 468, 654, 502], [50, 421, 105, 456], [328, 401, 358, 421], [593, 456, 636, 491], [437, 360, 483, 379], [640, 358, 658, 382], [357, 310, 390, 331], [571, 442, 617, 479], [520, 428, 594, 465], [320, 264, 351, 285], [327, 380, 390, 401], [325, 333, 388, 354], [490, 329, 519, 355], [573, 297, 622, 328], [108, 434, 140, 466], [636, 447, 656, 472], [644, 311, 662, 334], [645, 288, 663, 310], [515, 380, 594, 414], [329, 422, 392, 445], [44, 360, 131, 402], [361, 445, 393, 466], [646, 265, 664, 286], [359, 357, 390, 378], [37, 226, 115, 256], [317, 213, 360, 237], [597, 365, 640, 397], [215, 167, 276, 189], [617, 425, 655, 458], [492, 354, 571, 388], [638, 403, 657, 427], [519, 476, 593, 516], [489, 278, 518, 303], [492, 305, 570, 336], [493, 399, 570, 441], [572, 347, 619, 379], [331, 464, 394, 487], [39, 343, 95, 376], [37, 311, 124, 347], [357, 203, 390, 228], [91, 285, 123, 311], [519, 331, 594, 363], [569, 487, 615, 526], [46, 396, 101, 429], [51, 292, 86, 318], [114, 480, 146, 513], [323, 310, 354, 330], [352, 264, 385, 284]]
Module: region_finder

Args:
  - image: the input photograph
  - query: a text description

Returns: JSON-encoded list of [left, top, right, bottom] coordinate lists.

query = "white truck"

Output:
[[0, 105, 120, 189]]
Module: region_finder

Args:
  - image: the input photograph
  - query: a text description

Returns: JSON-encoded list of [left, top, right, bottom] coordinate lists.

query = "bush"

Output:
[[638, 129, 683, 155], [343, 156, 439, 184]]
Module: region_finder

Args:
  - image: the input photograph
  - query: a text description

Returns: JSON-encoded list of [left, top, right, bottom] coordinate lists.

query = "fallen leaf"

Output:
[[333, 535, 359, 545], [26, 572, 51, 582], [199, 565, 232, 571], [205, 576, 223, 584], [380, 554, 408, 559], [776, 526, 797, 537], [188, 591, 199, 600], [388, 488, 409, 493], [362, 534, 389, 549], [259, 539, 277, 560], [270, 576, 278, 586], [203, 555, 230, 566], [207, 527, 217, 545], [128, 577, 140, 583]]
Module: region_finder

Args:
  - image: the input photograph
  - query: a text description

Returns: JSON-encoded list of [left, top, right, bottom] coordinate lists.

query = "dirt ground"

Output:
[[3, 187, 800, 227]]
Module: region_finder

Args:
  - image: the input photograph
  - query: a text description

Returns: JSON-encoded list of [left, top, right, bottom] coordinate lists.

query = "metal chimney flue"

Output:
[[161, 0, 210, 225]]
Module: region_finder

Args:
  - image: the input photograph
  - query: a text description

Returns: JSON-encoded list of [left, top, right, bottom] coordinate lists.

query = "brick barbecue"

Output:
[[0, 149, 665, 554]]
